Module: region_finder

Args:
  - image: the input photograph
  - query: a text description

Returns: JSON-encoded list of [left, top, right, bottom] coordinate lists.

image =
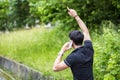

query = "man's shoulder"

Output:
[[84, 40, 92, 43], [84, 40, 93, 49]]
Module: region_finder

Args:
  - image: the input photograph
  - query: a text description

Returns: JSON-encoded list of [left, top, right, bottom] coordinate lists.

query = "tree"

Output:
[[12, 0, 30, 28], [39, 0, 120, 30], [0, 0, 9, 30]]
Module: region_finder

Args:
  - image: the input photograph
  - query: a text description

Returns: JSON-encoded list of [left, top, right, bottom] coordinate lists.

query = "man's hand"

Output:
[[60, 41, 72, 53], [67, 7, 78, 18]]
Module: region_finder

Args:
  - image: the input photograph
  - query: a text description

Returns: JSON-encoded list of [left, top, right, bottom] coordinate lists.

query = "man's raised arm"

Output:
[[67, 7, 91, 41]]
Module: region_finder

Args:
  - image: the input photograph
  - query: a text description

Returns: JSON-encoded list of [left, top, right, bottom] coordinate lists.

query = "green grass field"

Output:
[[0, 27, 73, 80]]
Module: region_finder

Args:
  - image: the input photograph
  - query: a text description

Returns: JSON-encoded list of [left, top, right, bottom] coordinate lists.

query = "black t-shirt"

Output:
[[64, 40, 94, 80]]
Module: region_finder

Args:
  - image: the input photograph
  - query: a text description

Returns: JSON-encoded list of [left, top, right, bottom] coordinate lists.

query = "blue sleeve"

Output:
[[64, 54, 75, 67], [83, 40, 94, 62]]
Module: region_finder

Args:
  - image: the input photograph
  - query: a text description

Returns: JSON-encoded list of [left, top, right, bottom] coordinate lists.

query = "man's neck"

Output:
[[74, 45, 82, 49]]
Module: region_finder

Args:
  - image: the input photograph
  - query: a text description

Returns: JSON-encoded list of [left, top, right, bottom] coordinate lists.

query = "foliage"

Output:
[[93, 21, 120, 80], [0, 0, 9, 30], [12, 0, 30, 27], [0, 21, 120, 80], [0, 0, 120, 31], [39, 0, 120, 30], [0, 0, 30, 31]]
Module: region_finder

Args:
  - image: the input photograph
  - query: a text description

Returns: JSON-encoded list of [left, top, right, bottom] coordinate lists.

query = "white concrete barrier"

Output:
[[0, 56, 54, 80]]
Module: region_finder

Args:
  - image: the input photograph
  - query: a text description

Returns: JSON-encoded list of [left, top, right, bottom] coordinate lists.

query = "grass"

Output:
[[0, 27, 73, 80]]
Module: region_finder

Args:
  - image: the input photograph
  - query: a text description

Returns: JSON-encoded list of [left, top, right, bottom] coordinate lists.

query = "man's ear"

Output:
[[71, 40, 75, 48]]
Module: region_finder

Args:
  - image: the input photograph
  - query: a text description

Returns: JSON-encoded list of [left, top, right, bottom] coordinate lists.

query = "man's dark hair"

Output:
[[69, 30, 84, 45]]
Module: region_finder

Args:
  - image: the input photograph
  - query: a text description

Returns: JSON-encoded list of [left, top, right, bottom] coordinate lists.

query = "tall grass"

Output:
[[0, 27, 73, 79]]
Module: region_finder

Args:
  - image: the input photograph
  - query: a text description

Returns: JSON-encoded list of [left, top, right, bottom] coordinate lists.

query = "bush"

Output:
[[40, 0, 120, 30], [93, 21, 120, 80], [0, 0, 120, 31]]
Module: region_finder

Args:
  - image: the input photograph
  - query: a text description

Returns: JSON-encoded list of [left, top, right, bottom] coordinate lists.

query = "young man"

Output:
[[53, 8, 94, 80]]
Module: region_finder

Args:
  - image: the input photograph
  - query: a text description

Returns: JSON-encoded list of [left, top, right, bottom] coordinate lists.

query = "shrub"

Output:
[[93, 21, 120, 80]]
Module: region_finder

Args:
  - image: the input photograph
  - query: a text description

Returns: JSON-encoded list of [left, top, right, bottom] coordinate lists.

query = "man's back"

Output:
[[64, 40, 94, 80]]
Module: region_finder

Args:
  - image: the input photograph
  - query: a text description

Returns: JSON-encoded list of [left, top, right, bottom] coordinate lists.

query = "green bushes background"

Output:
[[0, 0, 120, 31], [92, 21, 120, 80]]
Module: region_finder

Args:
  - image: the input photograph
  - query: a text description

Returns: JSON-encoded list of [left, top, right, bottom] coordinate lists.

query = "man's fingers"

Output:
[[68, 12, 72, 16], [67, 7, 70, 11]]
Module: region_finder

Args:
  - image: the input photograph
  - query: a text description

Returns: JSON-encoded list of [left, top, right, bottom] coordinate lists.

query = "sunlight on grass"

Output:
[[0, 27, 73, 79]]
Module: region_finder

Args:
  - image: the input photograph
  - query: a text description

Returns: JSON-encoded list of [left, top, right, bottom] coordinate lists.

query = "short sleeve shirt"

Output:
[[64, 40, 94, 80]]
